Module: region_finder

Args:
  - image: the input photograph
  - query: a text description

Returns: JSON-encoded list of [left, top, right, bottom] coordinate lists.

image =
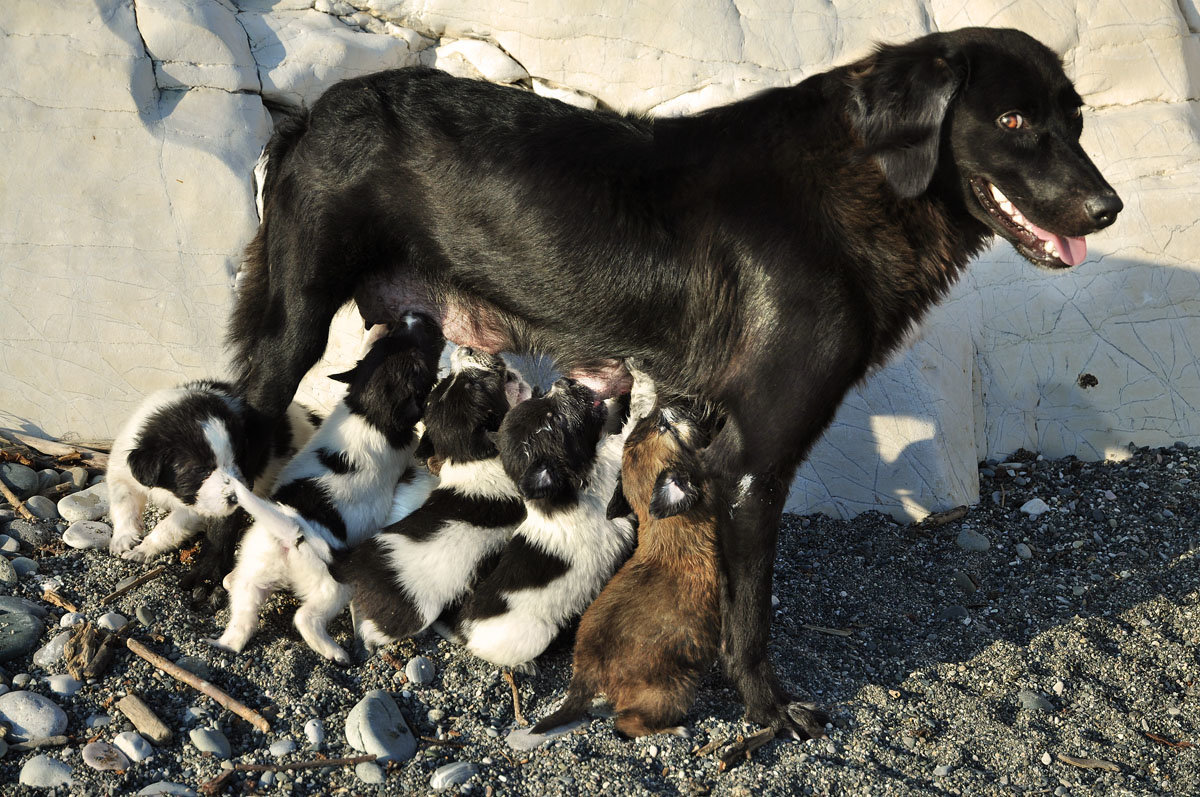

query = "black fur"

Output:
[[271, 478, 349, 541], [448, 535, 571, 622], [316, 448, 356, 475], [227, 28, 1122, 736]]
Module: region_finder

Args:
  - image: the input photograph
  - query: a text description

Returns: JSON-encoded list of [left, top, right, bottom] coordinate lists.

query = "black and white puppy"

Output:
[[332, 347, 532, 655], [209, 315, 443, 663], [447, 373, 653, 669], [107, 381, 319, 562]]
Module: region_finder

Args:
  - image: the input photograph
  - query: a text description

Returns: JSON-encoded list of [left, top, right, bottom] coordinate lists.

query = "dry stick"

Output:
[[921, 505, 968, 527], [420, 736, 469, 748], [801, 624, 853, 637], [693, 736, 728, 757], [200, 754, 377, 794], [101, 565, 167, 605], [1056, 753, 1120, 772], [0, 479, 36, 521], [41, 588, 79, 614], [125, 638, 270, 732], [504, 670, 528, 726], [718, 727, 776, 772]]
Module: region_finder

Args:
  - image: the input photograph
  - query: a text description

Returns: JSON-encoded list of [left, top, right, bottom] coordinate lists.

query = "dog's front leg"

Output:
[[714, 466, 829, 739]]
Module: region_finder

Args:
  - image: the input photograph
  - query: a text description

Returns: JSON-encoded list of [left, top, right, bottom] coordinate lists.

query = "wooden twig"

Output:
[[801, 624, 853, 637], [199, 754, 377, 794], [1056, 753, 1120, 772], [0, 429, 110, 467], [693, 736, 728, 757], [37, 481, 74, 500], [381, 649, 407, 675], [116, 694, 172, 744], [7, 735, 69, 752], [1145, 732, 1194, 749], [41, 588, 78, 613], [101, 566, 167, 605], [504, 669, 528, 726], [920, 505, 968, 527], [718, 728, 775, 771], [125, 638, 270, 732], [420, 736, 469, 748], [0, 479, 36, 521]]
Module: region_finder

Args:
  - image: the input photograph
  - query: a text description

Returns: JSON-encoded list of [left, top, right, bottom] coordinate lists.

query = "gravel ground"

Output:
[[2, 442, 1199, 795]]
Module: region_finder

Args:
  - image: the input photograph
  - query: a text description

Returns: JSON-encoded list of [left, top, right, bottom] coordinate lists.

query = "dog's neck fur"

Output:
[[438, 456, 520, 500]]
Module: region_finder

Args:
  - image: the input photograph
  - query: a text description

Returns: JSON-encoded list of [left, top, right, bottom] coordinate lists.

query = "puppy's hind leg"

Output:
[[529, 678, 597, 735], [206, 549, 274, 654], [294, 575, 354, 665], [123, 506, 202, 562]]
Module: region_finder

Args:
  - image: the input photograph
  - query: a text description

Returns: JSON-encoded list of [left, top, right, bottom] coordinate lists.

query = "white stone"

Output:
[[47, 674, 83, 696], [57, 484, 110, 524], [0, 690, 69, 742], [63, 520, 113, 550], [97, 612, 129, 632], [435, 39, 528, 83], [138, 0, 259, 92], [1020, 498, 1051, 517], [19, 754, 74, 788], [532, 78, 597, 110], [115, 731, 155, 762]]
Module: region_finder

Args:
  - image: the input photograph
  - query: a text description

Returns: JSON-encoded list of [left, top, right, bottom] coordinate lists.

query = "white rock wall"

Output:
[[1, 0, 1195, 520]]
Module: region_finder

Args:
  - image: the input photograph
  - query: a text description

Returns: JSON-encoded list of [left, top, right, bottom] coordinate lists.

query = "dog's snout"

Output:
[[459, 346, 476, 357], [1084, 191, 1122, 230]]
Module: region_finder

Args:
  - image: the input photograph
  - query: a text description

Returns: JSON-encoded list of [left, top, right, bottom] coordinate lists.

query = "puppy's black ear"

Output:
[[649, 469, 699, 519], [328, 364, 358, 384], [126, 446, 164, 489], [413, 432, 434, 461], [520, 460, 564, 501], [606, 473, 633, 520], [847, 44, 963, 198]]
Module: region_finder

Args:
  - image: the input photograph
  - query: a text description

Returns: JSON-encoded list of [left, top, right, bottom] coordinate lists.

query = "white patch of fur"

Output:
[[437, 457, 521, 500], [253, 145, 268, 222], [213, 401, 419, 662], [384, 465, 439, 525]]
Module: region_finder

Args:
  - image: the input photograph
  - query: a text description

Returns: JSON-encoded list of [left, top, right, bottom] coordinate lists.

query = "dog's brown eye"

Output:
[[997, 112, 1025, 130]]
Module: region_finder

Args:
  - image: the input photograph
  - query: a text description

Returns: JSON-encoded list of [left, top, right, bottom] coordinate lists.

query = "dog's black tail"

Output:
[[229, 109, 310, 395], [529, 679, 597, 735]]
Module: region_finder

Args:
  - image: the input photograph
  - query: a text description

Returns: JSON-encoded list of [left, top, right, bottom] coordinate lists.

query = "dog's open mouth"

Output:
[[970, 178, 1087, 268]]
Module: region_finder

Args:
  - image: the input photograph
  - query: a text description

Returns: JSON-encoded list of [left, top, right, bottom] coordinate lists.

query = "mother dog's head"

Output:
[[846, 27, 1122, 269]]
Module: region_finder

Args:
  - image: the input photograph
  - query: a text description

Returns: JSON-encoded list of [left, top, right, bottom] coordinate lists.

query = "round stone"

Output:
[[356, 761, 385, 784], [304, 718, 325, 748], [0, 690, 69, 741], [1020, 498, 1051, 517], [430, 761, 479, 790], [345, 689, 416, 763], [5, 519, 49, 548], [83, 741, 130, 771], [955, 528, 990, 552], [269, 738, 296, 757], [0, 596, 48, 617], [97, 611, 128, 632], [137, 782, 196, 795], [63, 520, 113, 550], [57, 482, 110, 523], [60, 612, 86, 628], [1018, 689, 1055, 711], [1, 463, 39, 500], [0, 556, 18, 588], [23, 495, 59, 520], [47, 674, 83, 696], [0, 613, 44, 662], [67, 467, 90, 490], [190, 727, 231, 759], [136, 605, 157, 627], [19, 754, 74, 788], [405, 655, 435, 685], [10, 556, 38, 576], [36, 469, 61, 492], [33, 631, 72, 668], [114, 731, 153, 762], [0, 534, 18, 553], [1015, 543, 1033, 559]]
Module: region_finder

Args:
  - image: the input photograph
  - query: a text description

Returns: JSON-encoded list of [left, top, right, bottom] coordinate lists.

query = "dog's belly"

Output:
[[355, 272, 632, 398]]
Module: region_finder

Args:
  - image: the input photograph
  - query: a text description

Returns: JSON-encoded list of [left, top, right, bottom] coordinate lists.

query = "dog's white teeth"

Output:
[[1044, 240, 1058, 255], [1000, 200, 1014, 214], [989, 183, 1006, 203], [1012, 211, 1025, 225]]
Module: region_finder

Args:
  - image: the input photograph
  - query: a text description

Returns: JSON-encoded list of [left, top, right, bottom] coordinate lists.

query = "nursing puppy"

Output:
[[447, 374, 652, 669], [533, 401, 719, 738], [209, 315, 443, 663], [107, 381, 318, 562], [332, 347, 531, 654]]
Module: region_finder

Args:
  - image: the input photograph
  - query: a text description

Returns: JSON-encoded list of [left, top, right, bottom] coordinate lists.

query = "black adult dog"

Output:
[[214, 27, 1121, 737]]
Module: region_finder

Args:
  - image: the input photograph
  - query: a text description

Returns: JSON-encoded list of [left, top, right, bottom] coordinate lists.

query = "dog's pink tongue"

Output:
[[1029, 221, 1087, 267]]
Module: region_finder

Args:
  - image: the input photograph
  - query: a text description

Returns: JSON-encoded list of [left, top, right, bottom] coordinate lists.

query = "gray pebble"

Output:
[[46, 674, 83, 696], [304, 718, 325, 747], [356, 761, 386, 784], [59, 612, 85, 628], [269, 738, 296, 757], [345, 689, 416, 763], [36, 469, 61, 492], [431, 761, 478, 790], [189, 727, 231, 759], [175, 656, 212, 681], [1018, 689, 1055, 712], [1016, 543, 1033, 559], [137, 782, 197, 796], [114, 731, 153, 762], [956, 528, 991, 552], [933, 764, 952, 777], [1, 463, 39, 500], [97, 611, 128, 632], [0, 534, 17, 553], [0, 690, 68, 741], [23, 495, 59, 520], [10, 556, 38, 575], [427, 708, 446, 723], [18, 753, 74, 788], [405, 655, 435, 685], [5, 519, 49, 548], [83, 740, 130, 771], [63, 520, 112, 550], [12, 672, 32, 687], [56, 482, 109, 523], [0, 555, 17, 587], [506, 718, 587, 751], [86, 713, 112, 729], [33, 631, 72, 668], [1041, 751, 1053, 765], [1020, 498, 1051, 517], [0, 613, 43, 662], [136, 605, 157, 627], [939, 605, 970, 621], [67, 467, 90, 490], [0, 596, 48, 617], [951, 569, 977, 595]]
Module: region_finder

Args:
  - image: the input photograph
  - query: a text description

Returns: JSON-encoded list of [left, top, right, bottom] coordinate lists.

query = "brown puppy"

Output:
[[531, 401, 719, 738]]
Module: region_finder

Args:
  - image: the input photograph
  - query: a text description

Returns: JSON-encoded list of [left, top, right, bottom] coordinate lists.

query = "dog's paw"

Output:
[[510, 660, 539, 677], [109, 534, 139, 557], [747, 700, 829, 741], [326, 647, 352, 667], [120, 545, 155, 563], [203, 636, 243, 655]]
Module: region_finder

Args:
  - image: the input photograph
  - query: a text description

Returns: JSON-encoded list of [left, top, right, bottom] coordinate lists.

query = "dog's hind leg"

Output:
[[123, 506, 202, 562], [294, 578, 353, 665]]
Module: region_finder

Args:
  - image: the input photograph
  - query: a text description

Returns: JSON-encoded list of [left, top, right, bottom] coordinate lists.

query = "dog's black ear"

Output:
[[649, 469, 699, 519], [328, 364, 358, 384], [126, 446, 164, 489], [606, 473, 633, 520], [413, 432, 434, 461], [847, 44, 963, 198], [520, 460, 565, 501]]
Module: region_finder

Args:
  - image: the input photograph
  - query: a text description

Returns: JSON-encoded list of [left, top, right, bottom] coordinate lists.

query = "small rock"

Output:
[[1053, 680, 1065, 695], [304, 718, 325, 748], [23, 496, 59, 520], [63, 520, 112, 550], [96, 612, 128, 632], [0, 534, 18, 553], [5, 519, 49, 548], [0, 613, 44, 662], [66, 467, 90, 490], [33, 631, 72, 668], [46, 674, 83, 696], [0, 691, 68, 741], [86, 713, 112, 729], [951, 570, 977, 594], [269, 738, 296, 757], [1020, 498, 1051, 517], [1018, 689, 1055, 712], [1041, 751, 1053, 765], [0, 556, 17, 587], [19, 754, 74, 788], [59, 612, 85, 628], [956, 528, 991, 552], [938, 605, 970, 621], [10, 556, 38, 576], [506, 718, 588, 751], [83, 741, 130, 771], [356, 761, 386, 784], [345, 689, 416, 763], [36, 469, 61, 492], [189, 727, 231, 759], [405, 656, 435, 685], [0, 596, 48, 617], [137, 782, 197, 796], [1016, 543, 1033, 559], [175, 656, 212, 681], [1, 463, 39, 500], [427, 708, 446, 723], [57, 482, 109, 523], [135, 606, 157, 627], [12, 673, 32, 687], [114, 731, 153, 762], [933, 764, 952, 777], [431, 761, 479, 790]]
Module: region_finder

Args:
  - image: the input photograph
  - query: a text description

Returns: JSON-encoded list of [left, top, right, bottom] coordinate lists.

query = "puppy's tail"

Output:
[[529, 679, 597, 735], [230, 479, 308, 554]]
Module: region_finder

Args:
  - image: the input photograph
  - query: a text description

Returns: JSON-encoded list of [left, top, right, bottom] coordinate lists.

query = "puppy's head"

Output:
[[615, 401, 712, 521], [500, 378, 608, 507], [417, 347, 531, 464], [330, 314, 445, 444], [127, 412, 244, 516]]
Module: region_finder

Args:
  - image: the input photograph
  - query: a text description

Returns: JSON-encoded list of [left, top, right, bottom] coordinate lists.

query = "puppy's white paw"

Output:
[[121, 545, 154, 563], [511, 660, 539, 677], [109, 534, 139, 556], [326, 646, 351, 666], [204, 635, 244, 655]]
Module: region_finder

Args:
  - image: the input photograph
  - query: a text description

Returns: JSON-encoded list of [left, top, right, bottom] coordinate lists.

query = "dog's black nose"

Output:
[[1084, 191, 1123, 229]]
